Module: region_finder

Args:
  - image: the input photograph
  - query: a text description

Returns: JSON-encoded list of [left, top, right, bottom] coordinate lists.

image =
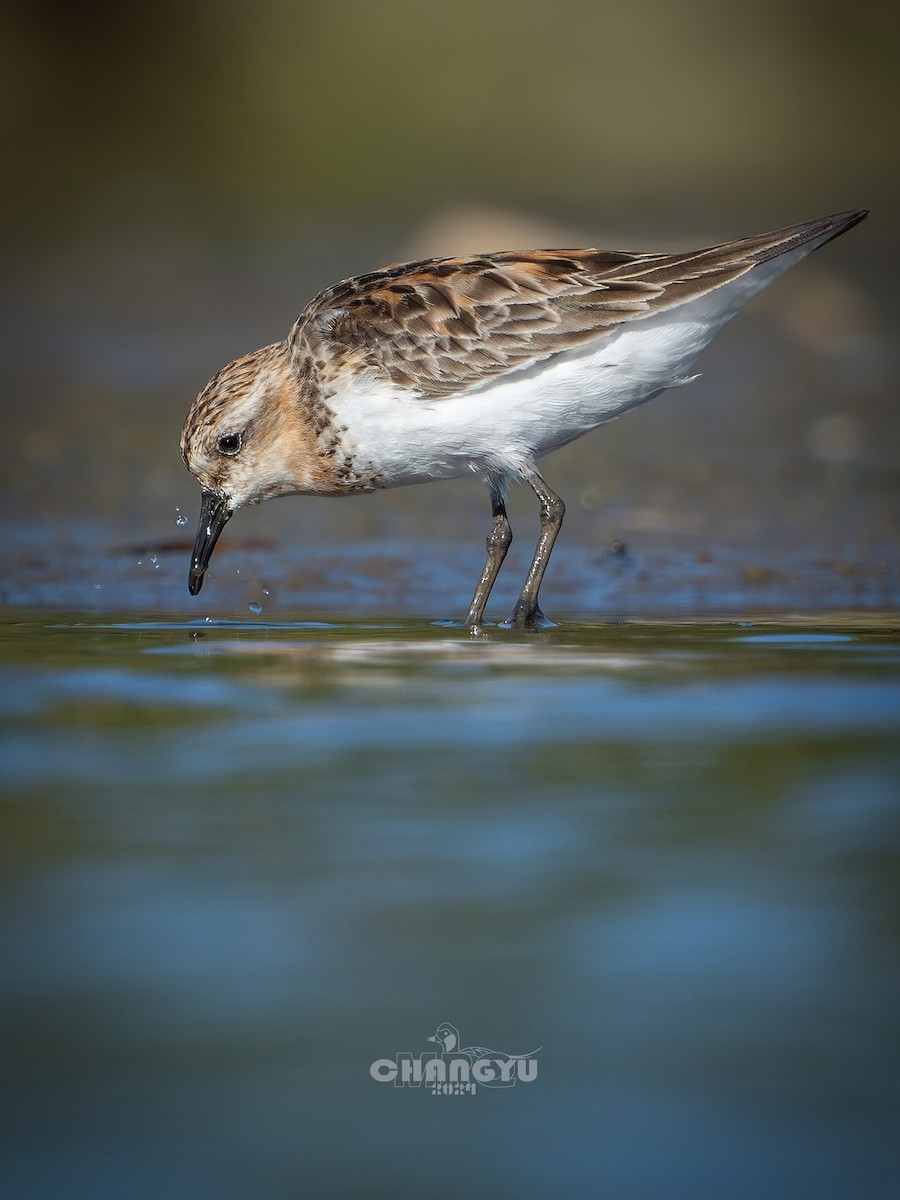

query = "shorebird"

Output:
[[181, 209, 867, 626]]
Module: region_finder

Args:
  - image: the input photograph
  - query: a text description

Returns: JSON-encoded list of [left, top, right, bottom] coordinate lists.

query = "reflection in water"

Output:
[[1, 617, 899, 1198]]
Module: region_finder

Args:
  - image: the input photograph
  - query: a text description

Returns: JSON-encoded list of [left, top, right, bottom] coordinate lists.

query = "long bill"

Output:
[[188, 489, 232, 596]]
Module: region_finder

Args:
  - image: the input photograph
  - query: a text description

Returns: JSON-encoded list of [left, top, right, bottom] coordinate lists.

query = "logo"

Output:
[[370, 1022, 541, 1096]]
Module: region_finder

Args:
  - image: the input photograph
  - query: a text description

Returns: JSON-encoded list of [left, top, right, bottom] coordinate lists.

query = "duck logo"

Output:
[[370, 1022, 541, 1096]]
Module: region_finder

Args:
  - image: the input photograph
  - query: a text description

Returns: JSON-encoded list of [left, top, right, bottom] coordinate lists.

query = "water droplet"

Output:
[[262, 588, 270, 596], [176, 514, 188, 527], [150, 553, 159, 569], [248, 601, 262, 615]]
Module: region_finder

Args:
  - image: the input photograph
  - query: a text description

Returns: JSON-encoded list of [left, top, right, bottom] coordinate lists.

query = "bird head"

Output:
[[180, 341, 318, 595]]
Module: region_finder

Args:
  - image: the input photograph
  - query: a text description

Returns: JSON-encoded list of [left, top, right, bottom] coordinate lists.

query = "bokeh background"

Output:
[[3, 7, 900, 1200], [1, 0, 897, 616]]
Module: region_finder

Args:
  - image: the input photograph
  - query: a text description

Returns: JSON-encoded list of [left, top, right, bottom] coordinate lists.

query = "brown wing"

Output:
[[289, 212, 864, 399]]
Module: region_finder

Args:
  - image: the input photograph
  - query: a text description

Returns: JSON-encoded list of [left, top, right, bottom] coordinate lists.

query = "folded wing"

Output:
[[289, 212, 864, 400]]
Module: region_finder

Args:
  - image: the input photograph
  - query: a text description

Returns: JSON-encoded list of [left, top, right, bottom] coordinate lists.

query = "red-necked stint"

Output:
[[181, 210, 867, 626]]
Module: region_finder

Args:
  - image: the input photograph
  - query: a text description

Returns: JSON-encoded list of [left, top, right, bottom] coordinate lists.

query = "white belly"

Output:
[[325, 248, 807, 487]]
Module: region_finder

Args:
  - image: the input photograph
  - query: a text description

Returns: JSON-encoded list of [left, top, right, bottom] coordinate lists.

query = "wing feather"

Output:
[[288, 213, 864, 399]]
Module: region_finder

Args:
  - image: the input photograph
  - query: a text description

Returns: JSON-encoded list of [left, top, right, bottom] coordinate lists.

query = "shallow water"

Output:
[[2, 612, 899, 1200]]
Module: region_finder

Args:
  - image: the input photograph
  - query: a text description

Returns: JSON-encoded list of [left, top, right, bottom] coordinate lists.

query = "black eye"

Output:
[[217, 432, 243, 456]]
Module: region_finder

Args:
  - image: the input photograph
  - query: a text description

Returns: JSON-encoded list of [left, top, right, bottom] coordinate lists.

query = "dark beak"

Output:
[[188, 489, 232, 595]]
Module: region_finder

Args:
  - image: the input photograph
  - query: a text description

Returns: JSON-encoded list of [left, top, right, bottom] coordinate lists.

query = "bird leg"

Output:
[[465, 477, 512, 627], [510, 472, 565, 628]]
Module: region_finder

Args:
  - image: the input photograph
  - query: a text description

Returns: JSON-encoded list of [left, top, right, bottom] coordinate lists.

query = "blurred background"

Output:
[[1, 0, 897, 615], [2, 7, 900, 1200]]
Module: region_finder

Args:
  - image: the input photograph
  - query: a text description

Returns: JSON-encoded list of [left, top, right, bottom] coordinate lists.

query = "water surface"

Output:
[[2, 613, 898, 1199]]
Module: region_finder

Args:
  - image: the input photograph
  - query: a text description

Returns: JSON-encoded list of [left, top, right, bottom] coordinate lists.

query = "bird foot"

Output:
[[503, 606, 557, 631]]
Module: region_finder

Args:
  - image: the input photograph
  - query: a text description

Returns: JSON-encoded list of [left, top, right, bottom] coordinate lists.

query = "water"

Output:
[[2, 612, 899, 1200], [1, 203, 897, 1197], [2, 16, 896, 1192]]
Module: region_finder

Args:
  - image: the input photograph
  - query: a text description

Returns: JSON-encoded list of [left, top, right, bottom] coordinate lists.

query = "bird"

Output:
[[181, 209, 867, 627]]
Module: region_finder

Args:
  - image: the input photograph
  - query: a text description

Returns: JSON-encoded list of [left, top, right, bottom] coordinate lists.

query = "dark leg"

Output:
[[466, 476, 512, 626], [510, 471, 565, 628]]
